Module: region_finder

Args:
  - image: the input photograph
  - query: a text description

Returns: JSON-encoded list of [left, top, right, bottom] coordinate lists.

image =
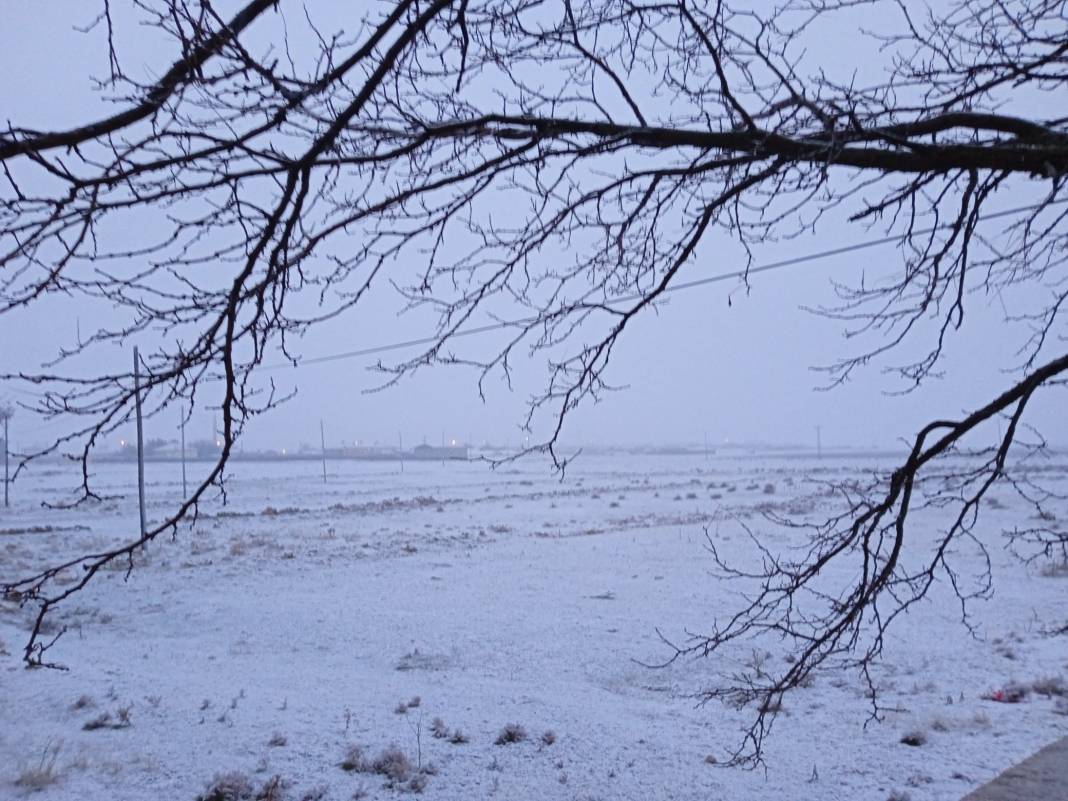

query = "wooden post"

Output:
[[320, 419, 327, 484], [2, 410, 9, 509], [180, 407, 187, 498], [133, 348, 147, 538]]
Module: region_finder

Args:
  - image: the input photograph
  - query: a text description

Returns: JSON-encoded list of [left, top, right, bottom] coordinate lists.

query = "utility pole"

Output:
[[0, 404, 12, 509], [133, 348, 147, 538], [320, 419, 327, 484], [815, 425, 823, 459], [179, 406, 187, 499]]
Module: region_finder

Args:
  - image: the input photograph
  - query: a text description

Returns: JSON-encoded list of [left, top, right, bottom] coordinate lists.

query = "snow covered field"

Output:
[[1, 452, 1066, 800]]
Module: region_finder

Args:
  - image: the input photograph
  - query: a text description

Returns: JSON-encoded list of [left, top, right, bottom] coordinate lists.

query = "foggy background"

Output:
[[2, 2, 1062, 455]]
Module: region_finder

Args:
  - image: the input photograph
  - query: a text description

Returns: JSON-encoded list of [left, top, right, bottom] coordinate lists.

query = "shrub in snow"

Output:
[[70, 694, 95, 711], [15, 742, 61, 791], [408, 774, 428, 793], [429, 718, 449, 739], [448, 729, 469, 745], [257, 775, 286, 801], [15, 764, 59, 791], [372, 746, 413, 783], [899, 730, 926, 747], [341, 744, 415, 785], [340, 745, 370, 772], [540, 730, 556, 746], [495, 723, 528, 745], [1040, 559, 1068, 578], [83, 706, 132, 731], [197, 772, 254, 801], [757, 695, 782, 715], [1031, 675, 1066, 697]]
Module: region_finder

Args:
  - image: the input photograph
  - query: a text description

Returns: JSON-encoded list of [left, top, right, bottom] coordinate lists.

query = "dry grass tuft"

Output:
[[340, 745, 369, 773], [371, 746, 413, 783], [495, 723, 528, 745], [15, 741, 62, 791], [408, 774, 428, 793], [1031, 676, 1067, 697], [1040, 559, 1068, 578], [70, 695, 95, 711], [340, 745, 416, 786], [82, 705, 132, 731], [900, 729, 927, 747], [196, 772, 254, 801]]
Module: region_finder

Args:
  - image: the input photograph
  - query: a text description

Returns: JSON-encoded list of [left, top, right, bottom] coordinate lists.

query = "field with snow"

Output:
[[1, 452, 1066, 801]]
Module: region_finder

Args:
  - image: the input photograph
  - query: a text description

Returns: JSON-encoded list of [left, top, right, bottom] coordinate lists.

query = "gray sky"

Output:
[[1, 2, 1063, 454]]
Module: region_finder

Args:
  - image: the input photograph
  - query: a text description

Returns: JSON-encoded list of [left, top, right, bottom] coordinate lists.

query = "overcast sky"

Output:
[[1, 2, 1063, 456]]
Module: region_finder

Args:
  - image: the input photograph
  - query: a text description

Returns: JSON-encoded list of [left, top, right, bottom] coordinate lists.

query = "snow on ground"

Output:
[[1, 453, 1066, 800]]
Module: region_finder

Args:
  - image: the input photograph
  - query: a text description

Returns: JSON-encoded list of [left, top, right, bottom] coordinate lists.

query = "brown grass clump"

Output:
[[196, 772, 254, 801], [900, 730, 927, 747], [340, 745, 370, 773], [495, 723, 527, 745], [371, 747, 413, 783], [1040, 559, 1068, 578], [83, 706, 132, 731], [15, 741, 62, 791], [70, 694, 95, 711], [1031, 676, 1066, 697], [340, 745, 417, 786]]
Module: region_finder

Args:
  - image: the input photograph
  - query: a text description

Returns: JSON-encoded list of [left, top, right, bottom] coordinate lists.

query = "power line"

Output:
[[259, 199, 1059, 370], [1, 198, 1060, 393], [1, 385, 46, 398]]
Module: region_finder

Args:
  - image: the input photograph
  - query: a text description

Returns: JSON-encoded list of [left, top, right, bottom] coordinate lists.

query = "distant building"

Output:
[[410, 443, 469, 461]]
